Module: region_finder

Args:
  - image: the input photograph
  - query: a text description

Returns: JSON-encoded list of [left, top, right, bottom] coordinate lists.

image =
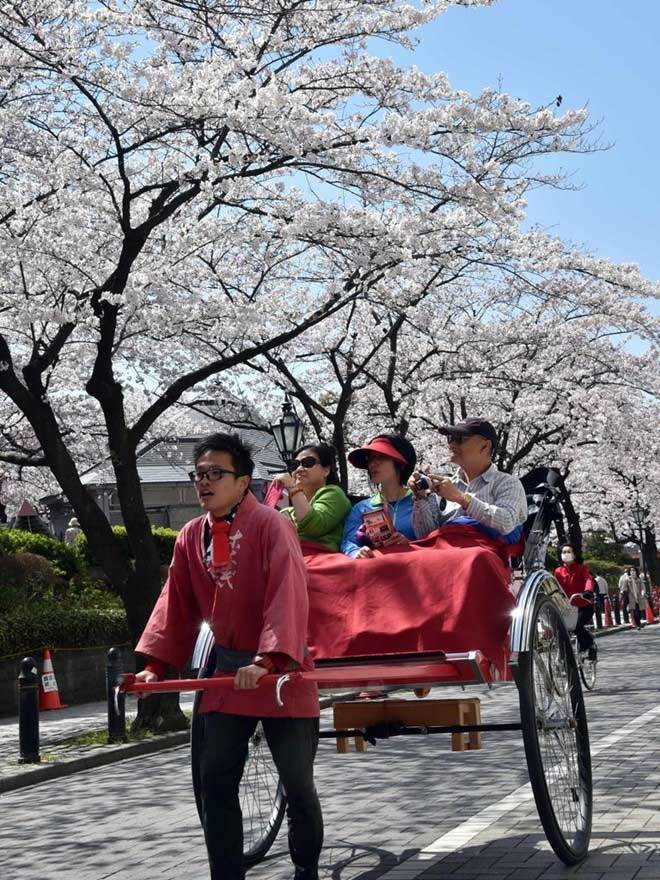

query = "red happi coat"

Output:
[[135, 492, 319, 717]]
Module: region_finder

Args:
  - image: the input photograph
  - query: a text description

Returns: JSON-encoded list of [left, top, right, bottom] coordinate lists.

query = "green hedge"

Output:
[[0, 600, 130, 659], [0, 529, 83, 579], [76, 525, 178, 569], [583, 557, 625, 583], [0, 553, 60, 614]]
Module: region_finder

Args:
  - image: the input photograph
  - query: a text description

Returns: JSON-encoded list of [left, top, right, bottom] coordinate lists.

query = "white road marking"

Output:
[[377, 701, 660, 879]]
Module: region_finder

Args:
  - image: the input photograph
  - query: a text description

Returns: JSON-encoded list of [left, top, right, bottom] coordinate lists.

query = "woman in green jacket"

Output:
[[273, 443, 351, 552]]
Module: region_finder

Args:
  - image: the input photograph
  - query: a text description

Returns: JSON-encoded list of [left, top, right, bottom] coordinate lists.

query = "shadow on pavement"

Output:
[[252, 830, 660, 880]]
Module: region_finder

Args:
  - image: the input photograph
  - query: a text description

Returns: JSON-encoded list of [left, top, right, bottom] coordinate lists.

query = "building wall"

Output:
[[1, 646, 135, 717], [45, 479, 267, 535]]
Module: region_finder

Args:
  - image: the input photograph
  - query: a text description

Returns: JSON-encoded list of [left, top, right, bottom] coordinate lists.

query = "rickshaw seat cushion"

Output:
[[303, 524, 515, 669]]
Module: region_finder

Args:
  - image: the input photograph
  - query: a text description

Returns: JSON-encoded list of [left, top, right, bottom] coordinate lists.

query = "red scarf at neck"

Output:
[[210, 518, 232, 567]]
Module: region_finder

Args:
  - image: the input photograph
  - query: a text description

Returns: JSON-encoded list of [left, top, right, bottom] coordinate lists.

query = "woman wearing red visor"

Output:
[[341, 434, 432, 558]]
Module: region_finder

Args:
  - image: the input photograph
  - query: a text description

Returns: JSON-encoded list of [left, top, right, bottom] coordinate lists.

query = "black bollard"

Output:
[[106, 647, 127, 744], [612, 593, 621, 626], [18, 657, 40, 764]]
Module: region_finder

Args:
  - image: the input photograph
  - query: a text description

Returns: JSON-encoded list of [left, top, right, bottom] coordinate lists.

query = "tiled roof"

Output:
[[81, 425, 283, 487]]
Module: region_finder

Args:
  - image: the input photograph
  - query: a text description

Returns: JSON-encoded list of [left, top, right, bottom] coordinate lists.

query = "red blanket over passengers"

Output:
[[303, 524, 515, 671]]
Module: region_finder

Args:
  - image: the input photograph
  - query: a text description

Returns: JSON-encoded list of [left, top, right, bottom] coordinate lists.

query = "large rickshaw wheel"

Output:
[[190, 645, 287, 868], [516, 596, 593, 865]]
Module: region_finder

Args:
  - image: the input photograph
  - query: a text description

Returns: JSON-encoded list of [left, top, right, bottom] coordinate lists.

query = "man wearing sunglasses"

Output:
[[134, 433, 323, 880], [411, 418, 527, 542]]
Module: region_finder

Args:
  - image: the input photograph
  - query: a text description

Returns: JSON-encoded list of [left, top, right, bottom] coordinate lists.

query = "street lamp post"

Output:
[[270, 394, 304, 467]]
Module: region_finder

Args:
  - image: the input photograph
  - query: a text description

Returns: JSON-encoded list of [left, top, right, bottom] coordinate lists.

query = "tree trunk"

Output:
[[81, 513, 188, 734], [131, 692, 190, 734], [111, 446, 164, 639], [0, 388, 186, 732], [560, 486, 583, 558], [643, 525, 658, 588], [81, 317, 188, 732], [108, 447, 188, 733], [333, 422, 349, 491]]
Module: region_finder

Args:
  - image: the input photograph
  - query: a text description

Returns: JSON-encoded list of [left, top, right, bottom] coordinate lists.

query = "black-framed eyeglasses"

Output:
[[287, 455, 319, 473], [189, 467, 238, 483]]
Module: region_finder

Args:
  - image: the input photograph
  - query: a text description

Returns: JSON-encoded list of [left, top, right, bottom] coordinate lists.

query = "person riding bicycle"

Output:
[[554, 544, 598, 661]]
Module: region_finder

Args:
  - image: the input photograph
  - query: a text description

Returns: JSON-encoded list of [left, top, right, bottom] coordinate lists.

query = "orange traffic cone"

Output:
[[39, 648, 67, 710], [645, 602, 656, 625], [603, 596, 614, 627]]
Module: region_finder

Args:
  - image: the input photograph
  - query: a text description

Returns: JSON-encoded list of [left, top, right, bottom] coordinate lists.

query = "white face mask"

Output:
[[561, 551, 575, 563]]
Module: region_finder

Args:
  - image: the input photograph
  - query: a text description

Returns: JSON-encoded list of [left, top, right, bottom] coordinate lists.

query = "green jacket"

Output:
[[282, 484, 352, 552]]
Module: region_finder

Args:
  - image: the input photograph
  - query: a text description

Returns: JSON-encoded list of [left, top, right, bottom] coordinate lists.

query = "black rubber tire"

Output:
[[190, 647, 287, 868], [577, 652, 597, 691], [517, 597, 592, 865]]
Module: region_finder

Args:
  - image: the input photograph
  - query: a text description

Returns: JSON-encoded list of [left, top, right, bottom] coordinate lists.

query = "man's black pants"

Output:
[[200, 712, 323, 880]]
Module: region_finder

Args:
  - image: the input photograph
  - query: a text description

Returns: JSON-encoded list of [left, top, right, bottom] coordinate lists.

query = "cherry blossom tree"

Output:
[[1, 0, 656, 732], [237, 229, 658, 502], [0, 0, 601, 622], [568, 394, 660, 585]]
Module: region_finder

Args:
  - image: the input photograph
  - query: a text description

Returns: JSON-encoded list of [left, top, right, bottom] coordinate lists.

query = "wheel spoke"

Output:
[[192, 657, 286, 868], [238, 722, 283, 854]]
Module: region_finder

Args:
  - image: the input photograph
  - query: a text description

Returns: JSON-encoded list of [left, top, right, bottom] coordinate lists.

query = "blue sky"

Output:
[[392, 0, 659, 292]]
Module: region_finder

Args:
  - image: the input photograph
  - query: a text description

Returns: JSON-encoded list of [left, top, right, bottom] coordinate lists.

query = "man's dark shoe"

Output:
[[294, 867, 319, 880], [587, 645, 598, 661]]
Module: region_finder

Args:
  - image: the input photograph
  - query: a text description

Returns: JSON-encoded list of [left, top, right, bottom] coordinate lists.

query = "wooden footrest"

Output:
[[333, 697, 481, 753]]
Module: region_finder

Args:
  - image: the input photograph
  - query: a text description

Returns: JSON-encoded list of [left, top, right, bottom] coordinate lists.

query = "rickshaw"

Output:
[[121, 467, 592, 868]]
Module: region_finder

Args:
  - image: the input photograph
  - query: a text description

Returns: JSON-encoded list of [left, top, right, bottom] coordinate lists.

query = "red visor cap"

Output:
[[348, 438, 409, 470]]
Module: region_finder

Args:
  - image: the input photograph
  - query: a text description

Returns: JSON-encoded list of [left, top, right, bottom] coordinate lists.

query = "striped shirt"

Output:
[[412, 463, 528, 538]]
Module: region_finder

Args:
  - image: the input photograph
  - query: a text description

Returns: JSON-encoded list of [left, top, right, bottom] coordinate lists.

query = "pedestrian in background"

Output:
[[618, 566, 634, 623], [64, 517, 82, 545], [594, 573, 609, 628], [629, 568, 646, 630]]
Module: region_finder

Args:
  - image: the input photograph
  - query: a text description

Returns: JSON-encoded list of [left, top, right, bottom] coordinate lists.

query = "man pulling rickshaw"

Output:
[[126, 422, 592, 878]]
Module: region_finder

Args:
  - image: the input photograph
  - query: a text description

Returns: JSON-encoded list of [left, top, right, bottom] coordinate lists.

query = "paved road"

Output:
[[2, 627, 659, 880]]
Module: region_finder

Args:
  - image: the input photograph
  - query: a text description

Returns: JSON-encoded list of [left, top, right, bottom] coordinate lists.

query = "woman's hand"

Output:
[[272, 471, 298, 492], [354, 546, 375, 559], [408, 472, 428, 500], [384, 531, 410, 546]]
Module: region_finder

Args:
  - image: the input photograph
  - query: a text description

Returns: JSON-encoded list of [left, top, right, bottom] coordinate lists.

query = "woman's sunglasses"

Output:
[[287, 456, 319, 473]]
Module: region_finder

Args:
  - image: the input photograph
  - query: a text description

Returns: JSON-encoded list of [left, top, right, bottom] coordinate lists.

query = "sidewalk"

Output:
[[0, 692, 197, 794], [0, 685, 369, 794], [0, 620, 649, 795]]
